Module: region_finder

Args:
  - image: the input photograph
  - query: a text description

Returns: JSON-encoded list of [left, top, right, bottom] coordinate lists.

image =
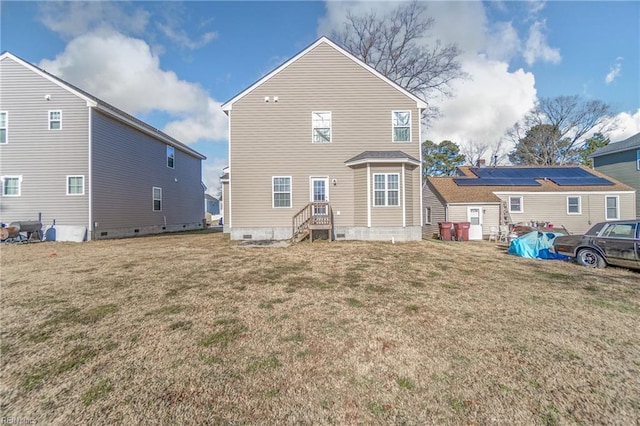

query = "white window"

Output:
[[392, 111, 411, 142], [66, 175, 84, 195], [605, 195, 619, 220], [425, 207, 432, 225], [49, 110, 62, 130], [1, 176, 22, 196], [167, 146, 175, 169], [272, 176, 291, 208], [636, 149, 640, 171], [373, 173, 400, 206], [567, 196, 581, 214], [0, 112, 7, 144], [153, 187, 162, 211], [312, 112, 331, 143], [509, 196, 523, 213]]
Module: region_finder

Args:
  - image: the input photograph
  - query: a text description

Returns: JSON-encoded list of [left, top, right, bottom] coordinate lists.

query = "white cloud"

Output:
[[157, 23, 218, 50], [605, 57, 623, 85], [318, 1, 538, 153], [608, 109, 640, 141], [202, 157, 229, 196], [38, 1, 149, 39], [39, 29, 228, 143], [523, 20, 561, 66]]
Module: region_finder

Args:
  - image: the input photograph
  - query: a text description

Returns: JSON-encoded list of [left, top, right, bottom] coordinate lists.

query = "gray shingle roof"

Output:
[[590, 132, 640, 157], [345, 150, 420, 165]]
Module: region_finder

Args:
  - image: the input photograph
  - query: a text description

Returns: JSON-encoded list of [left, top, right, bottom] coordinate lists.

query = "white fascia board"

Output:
[[221, 36, 428, 111], [345, 158, 421, 167]]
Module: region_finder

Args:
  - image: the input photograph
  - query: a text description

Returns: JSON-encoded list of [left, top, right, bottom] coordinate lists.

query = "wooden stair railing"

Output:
[[292, 202, 333, 242]]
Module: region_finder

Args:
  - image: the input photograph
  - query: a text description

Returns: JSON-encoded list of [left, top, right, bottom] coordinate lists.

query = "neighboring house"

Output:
[[220, 37, 427, 241], [590, 132, 640, 218], [205, 194, 220, 215], [0, 52, 206, 240], [423, 165, 636, 239]]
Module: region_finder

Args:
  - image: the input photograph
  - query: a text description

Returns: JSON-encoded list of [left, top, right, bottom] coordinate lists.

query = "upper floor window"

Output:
[[1, 176, 22, 196], [312, 112, 331, 143], [373, 173, 399, 206], [153, 187, 162, 211], [272, 176, 292, 208], [0, 112, 7, 144], [605, 195, 619, 220], [167, 146, 175, 169], [392, 111, 411, 142], [49, 110, 62, 130], [567, 196, 581, 214], [67, 175, 85, 195], [509, 196, 523, 213]]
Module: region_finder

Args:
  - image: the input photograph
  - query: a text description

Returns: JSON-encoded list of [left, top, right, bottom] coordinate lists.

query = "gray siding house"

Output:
[[423, 165, 636, 238], [0, 52, 206, 240], [590, 132, 640, 218], [221, 37, 427, 241]]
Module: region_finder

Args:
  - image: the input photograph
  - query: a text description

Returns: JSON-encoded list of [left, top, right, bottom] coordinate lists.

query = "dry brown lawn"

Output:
[[1, 230, 639, 425]]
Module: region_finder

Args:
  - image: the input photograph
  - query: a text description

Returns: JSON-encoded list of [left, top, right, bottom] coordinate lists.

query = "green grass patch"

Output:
[[396, 376, 415, 390], [345, 298, 363, 308], [169, 320, 193, 331], [82, 379, 112, 405], [145, 304, 184, 316], [22, 345, 98, 391], [200, 320, 246, 348], [247, 354, 281, 372], [45, 304, 118, 326]]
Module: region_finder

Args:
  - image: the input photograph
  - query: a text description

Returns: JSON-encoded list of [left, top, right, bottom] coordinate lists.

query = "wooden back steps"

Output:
[[292, 202, 333, 243]]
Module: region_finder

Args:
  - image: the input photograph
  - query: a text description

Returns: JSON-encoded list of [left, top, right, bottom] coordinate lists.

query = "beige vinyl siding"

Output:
[[495, 192, 636, 234], [222, 180, 230, 232], [353, 165, 367, 226], [594, 152, 640, 218], [422, 182, 447, 238], [229, 42, 421, 231], [91, 110, 203, 232], [370, 164, 403, 227], [404, 164, 414, 225], [0, 56, 89, 227]]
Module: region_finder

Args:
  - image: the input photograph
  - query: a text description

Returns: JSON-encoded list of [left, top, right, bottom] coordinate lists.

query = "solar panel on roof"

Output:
[[550, 177, 614, 186], [453, 178, 542, 186], [455, 167, 613, 187]]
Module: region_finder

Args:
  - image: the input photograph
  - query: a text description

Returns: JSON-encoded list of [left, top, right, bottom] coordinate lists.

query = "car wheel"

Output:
[[576, 248, 606, 268]]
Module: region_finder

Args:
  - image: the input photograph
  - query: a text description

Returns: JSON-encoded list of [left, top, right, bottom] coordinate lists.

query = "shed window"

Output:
[[373, 173, 399, 206], [312, 112, 331, 143], [273, 176, 291, 208], [167, 146, 175, 169], [392, 111, 411, 142], [605, 195, 619, 220], [425, 207, 432, 225], [1, 176, 21, 196], [49, 110, 62, 130], [0, 112, 7, 143], [567, 196, 581, 214], [509, 196, 523, 213], [153, 187, 162, 211], [67, 175, 84, 195]]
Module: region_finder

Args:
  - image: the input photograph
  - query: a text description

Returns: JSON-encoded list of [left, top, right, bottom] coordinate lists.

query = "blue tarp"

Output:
[[507, 231, 571, 260]]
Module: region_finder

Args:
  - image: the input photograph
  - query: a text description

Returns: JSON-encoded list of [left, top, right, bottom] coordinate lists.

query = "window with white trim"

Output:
[[67, 175, 84, 195], [49, 110, 62, 130], [636, 149, 640, 170], [425, 207, 432, 224], [1, 176, 21, 196], [272, 176, 291, 208], [153, 187, 162, 211], [605, 195, 619, 220], [0, 112, 7, 144], [167, 145, 175, 168], [373, 173, 399, 206], [312, 112, 331, 143], [567, 196, 581, 214], [392, 111, 411, 142], [509, 196, 523, 213]]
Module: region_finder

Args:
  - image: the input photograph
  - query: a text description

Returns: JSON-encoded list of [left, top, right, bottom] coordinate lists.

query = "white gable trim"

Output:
[[221, 36, 428, 112], [1, 52, 98, 107]]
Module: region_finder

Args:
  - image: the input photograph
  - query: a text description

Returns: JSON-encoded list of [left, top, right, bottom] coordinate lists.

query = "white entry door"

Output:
[[310, 177, 329, 215], [467, 207, 483, 240]]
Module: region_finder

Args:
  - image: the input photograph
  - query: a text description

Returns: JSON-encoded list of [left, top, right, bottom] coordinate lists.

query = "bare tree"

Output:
[[332, 1, 464, 107], [507, 95, 616, 165], [461, 139, 508, 166]]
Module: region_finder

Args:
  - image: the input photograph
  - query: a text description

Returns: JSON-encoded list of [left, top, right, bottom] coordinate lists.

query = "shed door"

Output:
[[467, 207, 483, 240]]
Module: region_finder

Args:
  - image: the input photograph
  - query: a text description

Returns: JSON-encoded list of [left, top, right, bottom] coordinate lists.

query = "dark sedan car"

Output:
[[553, 220, 640, 270]]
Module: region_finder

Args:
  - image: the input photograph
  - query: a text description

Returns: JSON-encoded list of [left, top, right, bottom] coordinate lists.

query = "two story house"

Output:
[[221, 37, 426, 241], [0, 52, 206, 240], [590, 132, 640, 218]]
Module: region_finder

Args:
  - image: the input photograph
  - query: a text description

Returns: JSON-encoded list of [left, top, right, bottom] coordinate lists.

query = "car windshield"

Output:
[[585, 222, 607, 236]]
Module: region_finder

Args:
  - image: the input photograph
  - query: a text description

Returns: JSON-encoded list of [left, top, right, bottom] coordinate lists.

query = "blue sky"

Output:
[[2, 1, 639, 193]]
